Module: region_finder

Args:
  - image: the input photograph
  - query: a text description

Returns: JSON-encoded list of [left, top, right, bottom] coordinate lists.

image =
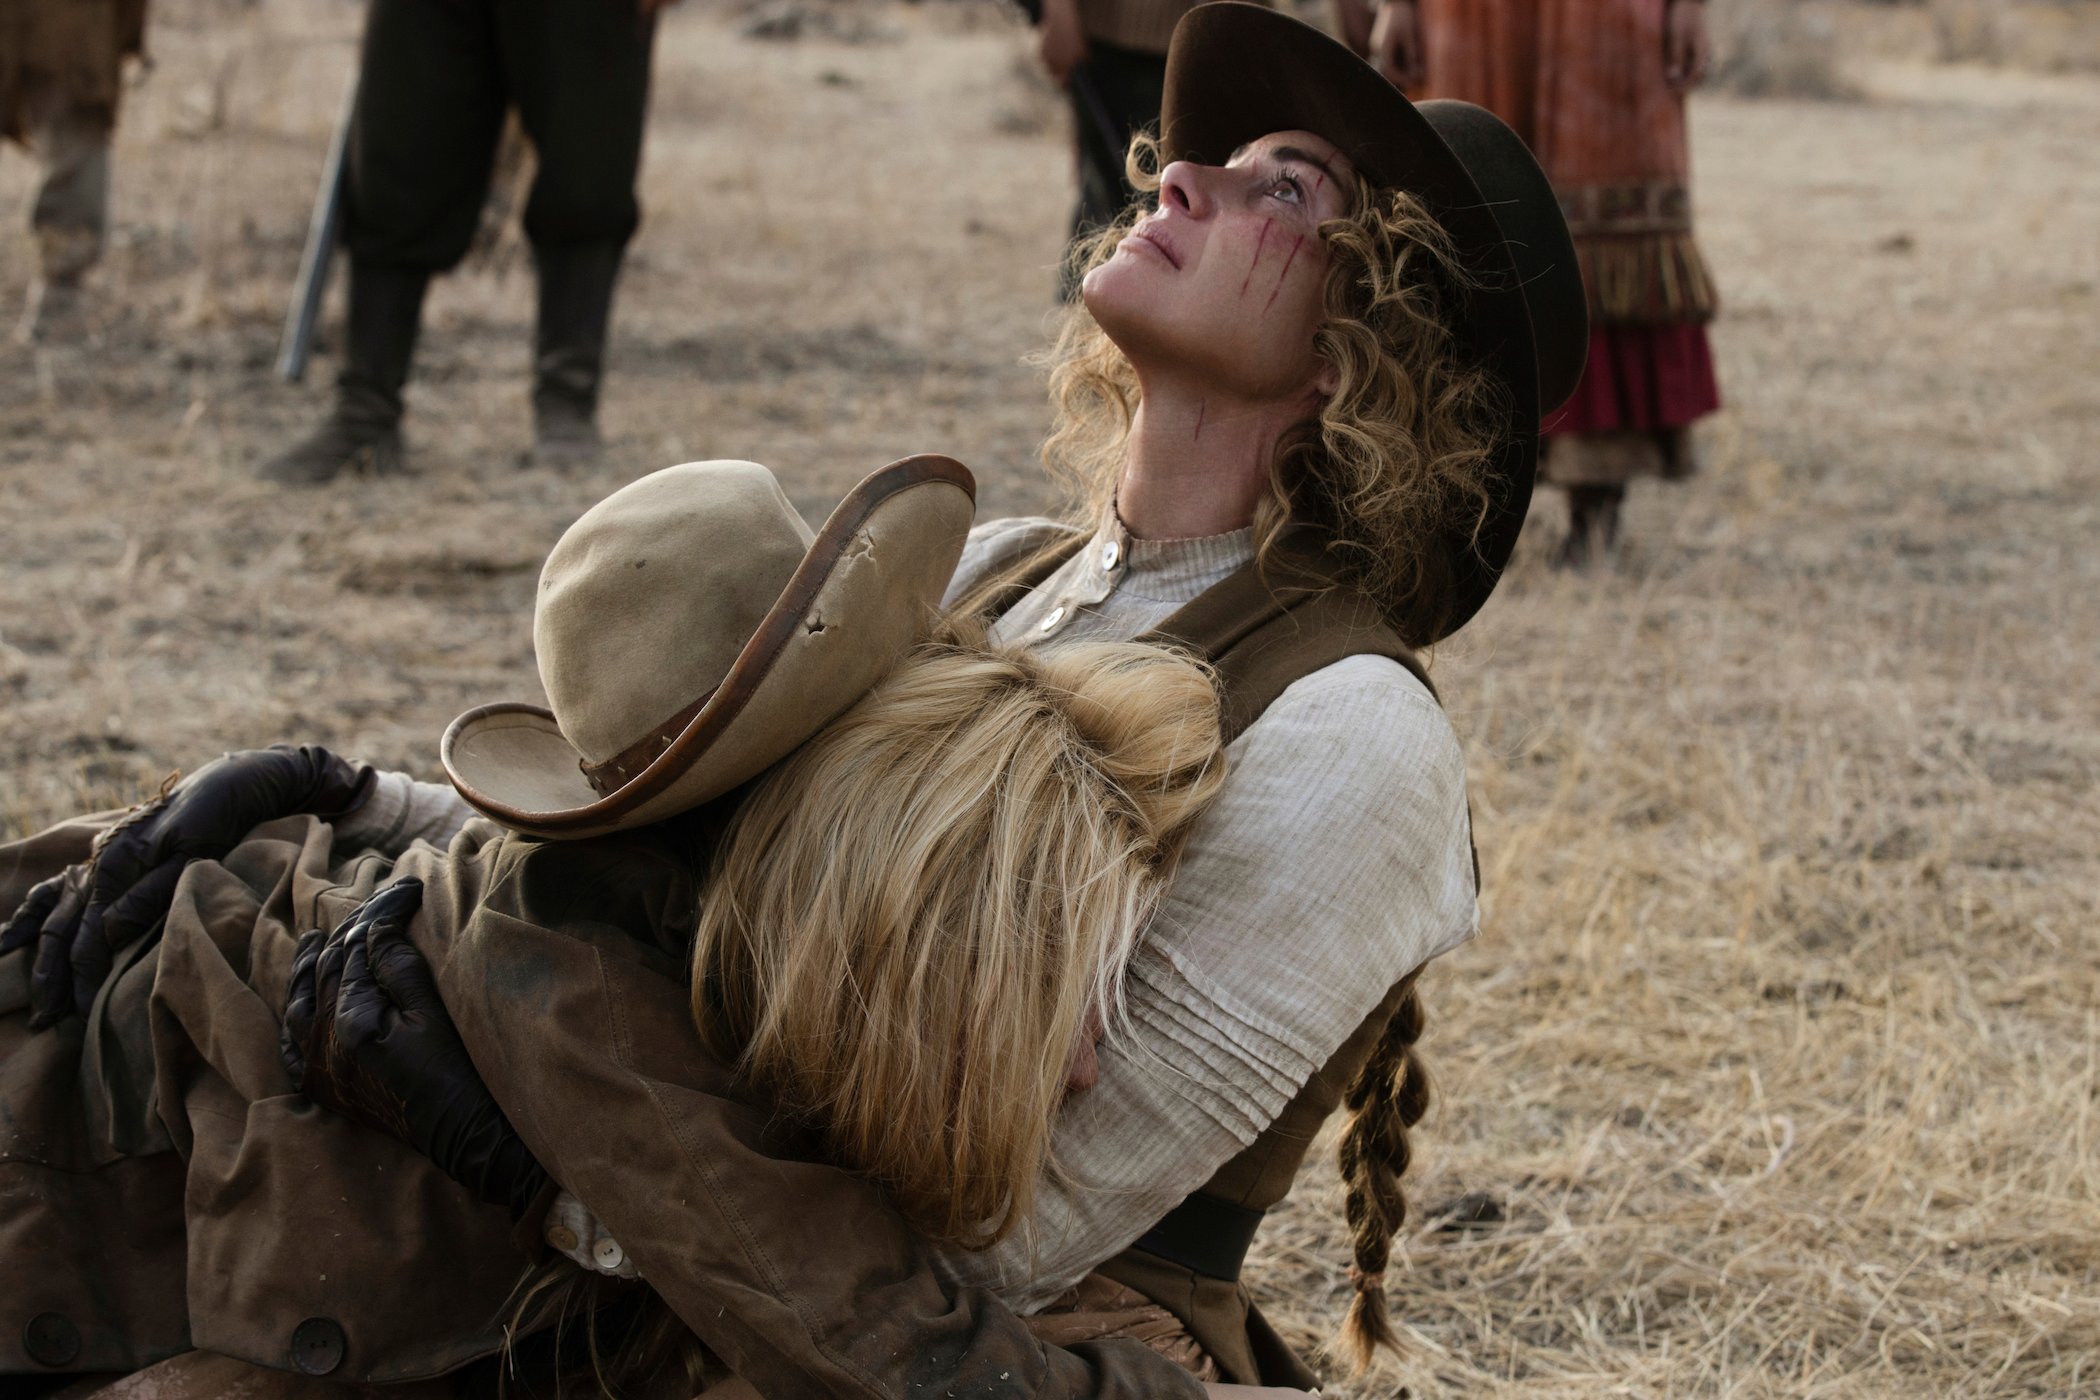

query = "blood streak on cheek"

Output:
[[1239, 220, 1275, 296], [1261, 235, 1306, 314]]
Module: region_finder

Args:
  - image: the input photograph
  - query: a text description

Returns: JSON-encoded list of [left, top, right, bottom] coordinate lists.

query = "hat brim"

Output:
[[1162, 3, 1572, 640], [442, 454, 977, 840]]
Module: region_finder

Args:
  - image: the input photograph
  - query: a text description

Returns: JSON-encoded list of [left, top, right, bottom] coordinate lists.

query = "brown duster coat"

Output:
[[1, 814, 564, 1382]]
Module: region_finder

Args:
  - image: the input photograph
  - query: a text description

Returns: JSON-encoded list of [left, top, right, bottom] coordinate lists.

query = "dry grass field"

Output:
[[3, 1, 2097, 1395]]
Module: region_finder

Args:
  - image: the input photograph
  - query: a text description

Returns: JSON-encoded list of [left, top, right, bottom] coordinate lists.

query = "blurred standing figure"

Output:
[[1, 0, 147, 341], [262, 0, 662, 485], [1034, 0, 1194, 299], [1368, 0, 1722, 564]]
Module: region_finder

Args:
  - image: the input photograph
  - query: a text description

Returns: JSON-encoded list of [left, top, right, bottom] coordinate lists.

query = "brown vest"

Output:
[[977, 527, 1466, 1387]]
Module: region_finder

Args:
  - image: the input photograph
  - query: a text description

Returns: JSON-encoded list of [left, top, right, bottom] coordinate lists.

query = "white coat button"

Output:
[[592, 1237, 626, 1272], [1099, 540, 1121, 571], [1039, 606, 1067, 633]]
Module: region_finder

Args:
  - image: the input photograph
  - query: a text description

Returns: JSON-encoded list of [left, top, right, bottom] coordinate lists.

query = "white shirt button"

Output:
[[592, 1237, 626, 1272], [1099, 540, 1121, 571], [1039, 605, 1068, 633]]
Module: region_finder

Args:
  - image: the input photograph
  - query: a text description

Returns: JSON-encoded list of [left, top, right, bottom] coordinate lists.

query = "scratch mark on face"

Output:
[[1262, 234, 1307, 314], [1193, 399, 1206, 442], [1239, 220, 1275, 296]]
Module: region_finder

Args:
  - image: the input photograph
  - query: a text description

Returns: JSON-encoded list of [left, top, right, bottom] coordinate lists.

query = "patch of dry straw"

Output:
[[1251, 568, 2099, 1394], [1711, 0, 1861, 100], [1246, 36, 2100, 1391]]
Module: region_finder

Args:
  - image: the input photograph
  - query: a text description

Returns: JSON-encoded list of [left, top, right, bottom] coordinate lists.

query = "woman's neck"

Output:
[[1114, 375, 1306, 541]]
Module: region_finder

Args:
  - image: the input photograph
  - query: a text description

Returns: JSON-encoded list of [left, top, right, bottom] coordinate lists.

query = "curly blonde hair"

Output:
[[1041, 138, 1509, 645]]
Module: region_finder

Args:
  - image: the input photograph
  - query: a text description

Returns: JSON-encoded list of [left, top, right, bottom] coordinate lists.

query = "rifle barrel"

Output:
[[277, 78, 358, 384]]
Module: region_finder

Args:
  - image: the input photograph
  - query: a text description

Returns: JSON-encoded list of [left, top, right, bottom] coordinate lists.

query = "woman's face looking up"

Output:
[[1082, 129, 1355, 404]]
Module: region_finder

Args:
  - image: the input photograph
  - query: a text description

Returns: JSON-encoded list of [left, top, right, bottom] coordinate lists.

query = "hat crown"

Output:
[[534, 461, 817, 765]]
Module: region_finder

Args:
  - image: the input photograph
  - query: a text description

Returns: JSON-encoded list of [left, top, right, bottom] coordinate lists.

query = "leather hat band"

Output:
[[579, 689, 717, 797]]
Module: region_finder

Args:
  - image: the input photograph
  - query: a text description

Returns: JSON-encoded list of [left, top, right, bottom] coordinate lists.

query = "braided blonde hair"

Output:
[[1336, 973, 1434, 1368]]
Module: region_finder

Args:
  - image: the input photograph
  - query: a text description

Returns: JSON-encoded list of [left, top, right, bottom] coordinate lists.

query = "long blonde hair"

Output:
[[1042, 137, 1508, 644], [690, 619, 1225, 1249]]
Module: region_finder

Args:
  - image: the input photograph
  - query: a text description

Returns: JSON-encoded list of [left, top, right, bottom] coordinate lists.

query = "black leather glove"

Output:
[[281, 877, 550, 1220], [3, 744, 375, 1028]]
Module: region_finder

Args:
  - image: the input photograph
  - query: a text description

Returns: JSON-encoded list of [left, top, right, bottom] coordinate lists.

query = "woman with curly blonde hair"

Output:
[[1039, 132, 1512, 646], [928, 3, 1590, 1380]]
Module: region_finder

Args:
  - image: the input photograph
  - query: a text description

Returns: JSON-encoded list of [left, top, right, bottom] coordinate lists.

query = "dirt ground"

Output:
[[3, 1, 2097, 1395]]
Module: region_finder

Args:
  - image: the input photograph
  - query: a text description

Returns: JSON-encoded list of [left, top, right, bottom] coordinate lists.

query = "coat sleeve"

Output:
[[423, 839, 1207, 1400], [330, 769, 478, 857]]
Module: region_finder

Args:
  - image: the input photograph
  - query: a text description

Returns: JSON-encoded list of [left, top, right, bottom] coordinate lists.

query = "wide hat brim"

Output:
[[442, 455, 977, 841], [1162, 2, 1589, 640]]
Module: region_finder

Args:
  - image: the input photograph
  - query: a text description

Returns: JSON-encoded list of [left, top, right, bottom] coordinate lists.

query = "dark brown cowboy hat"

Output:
[[1162, 1, 1589, 641]]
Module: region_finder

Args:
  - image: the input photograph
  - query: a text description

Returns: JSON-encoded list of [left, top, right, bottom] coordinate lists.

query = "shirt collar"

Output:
[[1083, 504, 1255, 605]]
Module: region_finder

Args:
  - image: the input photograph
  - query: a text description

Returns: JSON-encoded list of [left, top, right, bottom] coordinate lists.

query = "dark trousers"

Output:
[[345, 0, 656, 271], [1062, 39, 1166, 295], [24, 90, 114, 282]]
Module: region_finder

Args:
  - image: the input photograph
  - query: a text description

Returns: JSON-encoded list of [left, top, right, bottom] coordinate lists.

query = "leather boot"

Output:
[[526, 244, 623, 468], [16, 273, 87, 346], [1554, 484, 1624, 570], [16, 98, 111, 346], [260, 264, 428, 486]]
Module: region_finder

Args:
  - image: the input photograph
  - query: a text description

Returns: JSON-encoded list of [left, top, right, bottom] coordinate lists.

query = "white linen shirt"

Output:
[[925, 516, 1478, 1309], [335, 513, 1479, 1312]]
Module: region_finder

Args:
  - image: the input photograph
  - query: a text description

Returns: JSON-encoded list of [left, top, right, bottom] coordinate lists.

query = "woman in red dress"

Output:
[[1369, 0, 1721, 562]]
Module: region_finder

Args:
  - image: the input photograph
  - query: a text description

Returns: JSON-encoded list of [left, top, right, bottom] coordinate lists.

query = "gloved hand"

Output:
[[2, 745, 375, 1027], [281, 877, 550, 1220]]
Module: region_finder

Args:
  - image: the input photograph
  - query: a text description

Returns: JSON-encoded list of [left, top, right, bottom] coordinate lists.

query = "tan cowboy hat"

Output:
[[442, 454, 977, 840]]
